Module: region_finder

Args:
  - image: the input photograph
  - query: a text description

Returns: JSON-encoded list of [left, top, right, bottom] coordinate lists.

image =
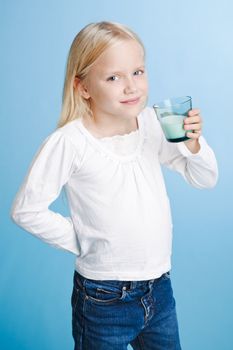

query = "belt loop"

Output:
[[130, 281, 137, 289]]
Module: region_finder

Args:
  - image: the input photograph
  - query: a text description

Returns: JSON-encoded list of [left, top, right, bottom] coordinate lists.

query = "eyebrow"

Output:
[[104, 65, 145, 76]]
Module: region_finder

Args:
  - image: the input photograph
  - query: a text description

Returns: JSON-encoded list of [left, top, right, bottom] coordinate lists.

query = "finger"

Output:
[[186, 130, 202, 139], [184, 115, 202, 124], [184, 123, 202, 131], [188, 108, 201, 117]]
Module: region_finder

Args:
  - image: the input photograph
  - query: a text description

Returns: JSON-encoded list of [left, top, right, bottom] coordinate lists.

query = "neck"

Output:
[[82, 114, 139, 139]]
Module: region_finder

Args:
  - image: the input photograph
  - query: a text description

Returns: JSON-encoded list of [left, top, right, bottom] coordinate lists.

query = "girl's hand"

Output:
[[183, 108, 202, 153]]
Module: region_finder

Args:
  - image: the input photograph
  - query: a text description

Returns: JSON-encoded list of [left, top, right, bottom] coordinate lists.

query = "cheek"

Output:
[[101, 85, 121, 100], [138, 76, 149, 91], [142, 80, 149, 94], [88, 86, 107, 102], [92, 89, 115, 106]]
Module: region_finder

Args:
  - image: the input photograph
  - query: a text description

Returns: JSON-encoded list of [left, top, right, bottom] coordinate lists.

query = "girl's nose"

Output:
[[124, 77, 138, 94]]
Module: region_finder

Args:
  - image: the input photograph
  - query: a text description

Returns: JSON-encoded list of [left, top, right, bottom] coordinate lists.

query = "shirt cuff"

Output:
[[177, 136, 207, 159]]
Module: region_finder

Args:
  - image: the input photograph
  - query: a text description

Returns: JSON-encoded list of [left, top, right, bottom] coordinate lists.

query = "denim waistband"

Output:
[[74, 270, 169, 291]]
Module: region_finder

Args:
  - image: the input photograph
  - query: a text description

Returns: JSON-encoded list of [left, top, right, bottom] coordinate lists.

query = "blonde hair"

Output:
[[56, 21, 145, 129]]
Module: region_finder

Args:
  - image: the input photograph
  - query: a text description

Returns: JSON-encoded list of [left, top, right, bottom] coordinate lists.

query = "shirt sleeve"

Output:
[[157, 120, 218, 189], [10, 130, 81, 255]]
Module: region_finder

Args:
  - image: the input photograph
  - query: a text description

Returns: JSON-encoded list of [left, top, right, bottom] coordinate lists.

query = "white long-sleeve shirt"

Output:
[[10, 107, 218, 280]]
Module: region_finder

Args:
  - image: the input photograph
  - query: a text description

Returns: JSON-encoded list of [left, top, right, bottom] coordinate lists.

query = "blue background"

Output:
[[1, 1, 232, 349]]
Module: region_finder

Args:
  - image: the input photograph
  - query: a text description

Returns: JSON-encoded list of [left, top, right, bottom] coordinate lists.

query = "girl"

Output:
[[11, 21, 218, 350]]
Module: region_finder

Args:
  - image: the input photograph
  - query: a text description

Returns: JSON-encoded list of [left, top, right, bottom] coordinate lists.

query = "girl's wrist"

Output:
[[184, 138, 201, 154]]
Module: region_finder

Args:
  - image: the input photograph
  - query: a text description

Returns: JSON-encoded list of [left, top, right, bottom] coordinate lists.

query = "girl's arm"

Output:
[[154, 110, 218, 189], [10, 131, 80, 255]]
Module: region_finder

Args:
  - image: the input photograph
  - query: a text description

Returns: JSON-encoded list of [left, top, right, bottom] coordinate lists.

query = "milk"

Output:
[[160, 114, 189, 142]]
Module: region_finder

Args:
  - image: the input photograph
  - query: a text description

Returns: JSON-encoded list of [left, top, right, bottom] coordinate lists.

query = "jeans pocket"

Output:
[[84, 280, 124, 304]]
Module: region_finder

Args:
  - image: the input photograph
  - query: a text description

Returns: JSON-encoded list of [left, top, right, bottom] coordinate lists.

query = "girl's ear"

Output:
[[74, 77, 90, 99]]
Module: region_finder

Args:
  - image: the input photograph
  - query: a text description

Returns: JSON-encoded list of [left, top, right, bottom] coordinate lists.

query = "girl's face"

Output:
[[80, 39, 148, 124]]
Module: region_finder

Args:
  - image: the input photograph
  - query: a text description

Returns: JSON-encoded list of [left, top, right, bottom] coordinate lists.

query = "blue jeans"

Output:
[[71, 270, 182, 350]]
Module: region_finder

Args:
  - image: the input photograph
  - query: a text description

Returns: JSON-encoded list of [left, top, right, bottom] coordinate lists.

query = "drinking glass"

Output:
[[153, 96, 192, 143]]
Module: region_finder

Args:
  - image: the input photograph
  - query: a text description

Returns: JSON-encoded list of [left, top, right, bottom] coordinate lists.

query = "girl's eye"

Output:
[[134, 69, 144, 76], [107, 75, 119, 81]]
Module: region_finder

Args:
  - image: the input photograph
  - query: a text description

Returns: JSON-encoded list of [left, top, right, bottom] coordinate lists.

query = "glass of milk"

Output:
[[153, 96, 192, 143]]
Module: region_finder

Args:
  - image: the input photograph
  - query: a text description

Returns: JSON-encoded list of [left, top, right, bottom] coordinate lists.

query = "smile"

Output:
[[120, 97, 140, 105]]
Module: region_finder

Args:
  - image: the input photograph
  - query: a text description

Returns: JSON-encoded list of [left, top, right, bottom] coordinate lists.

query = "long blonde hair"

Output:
[[56, 21, 145, 129]]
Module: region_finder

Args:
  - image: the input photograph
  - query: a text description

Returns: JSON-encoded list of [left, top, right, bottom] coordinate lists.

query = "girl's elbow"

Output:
[[208, 166, 219, 188], [199, 170, 219, 189], [10, 206, 32, 227], [10, 206, 23, 226], [208, 172, 218, 189]]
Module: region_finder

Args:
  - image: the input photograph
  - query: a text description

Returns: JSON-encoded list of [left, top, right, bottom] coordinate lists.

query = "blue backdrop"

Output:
[[1, 1, 232, 349]]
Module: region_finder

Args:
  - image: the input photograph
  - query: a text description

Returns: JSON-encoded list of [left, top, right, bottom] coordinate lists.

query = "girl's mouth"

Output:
[[120, 97, 140, 105]]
